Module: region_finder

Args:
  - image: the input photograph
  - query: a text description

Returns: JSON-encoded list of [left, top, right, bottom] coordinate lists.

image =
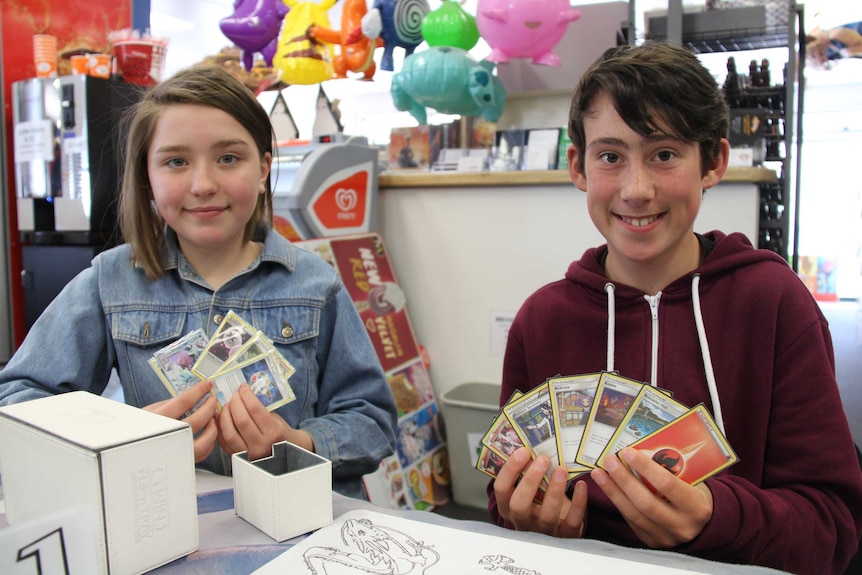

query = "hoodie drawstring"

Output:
[[691, 274, 726, 434], [605, 283, 616, 372], [602, 276, 725, 434]]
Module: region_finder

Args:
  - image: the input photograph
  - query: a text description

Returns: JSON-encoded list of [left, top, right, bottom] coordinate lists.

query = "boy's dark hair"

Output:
[[119, 65, 275, 279], [567, 41, 729, 175]]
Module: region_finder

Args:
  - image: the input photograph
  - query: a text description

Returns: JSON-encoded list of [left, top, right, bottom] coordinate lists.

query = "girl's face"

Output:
[[147, 104, 271, 259]]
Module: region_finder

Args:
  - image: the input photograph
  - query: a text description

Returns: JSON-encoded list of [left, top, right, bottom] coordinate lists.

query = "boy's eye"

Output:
[[599, 152, 620, 164], [656, 150, 675, 161]]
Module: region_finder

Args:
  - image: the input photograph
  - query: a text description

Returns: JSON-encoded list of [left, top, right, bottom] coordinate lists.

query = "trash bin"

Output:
[[440, 382, 501, 508]]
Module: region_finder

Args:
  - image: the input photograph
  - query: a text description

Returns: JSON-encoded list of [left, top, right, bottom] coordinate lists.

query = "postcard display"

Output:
[[296, 233, 451, 510]]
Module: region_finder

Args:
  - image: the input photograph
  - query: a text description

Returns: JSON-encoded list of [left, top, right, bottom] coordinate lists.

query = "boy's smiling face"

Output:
[[568, 91, 728, 291]]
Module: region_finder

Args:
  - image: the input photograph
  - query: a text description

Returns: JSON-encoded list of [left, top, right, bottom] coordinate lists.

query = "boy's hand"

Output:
[[143, 378, 218, 463], [493, 447, 587, 538], [591, 447, 713, 548], [216, 384, 314, 460]]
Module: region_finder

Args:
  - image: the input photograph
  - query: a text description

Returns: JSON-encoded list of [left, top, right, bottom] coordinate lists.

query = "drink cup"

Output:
[[88, 53, 113, 79], [70, 55, 89, 75], [33, 34, 58, 78], [113, 40, 167, 85]]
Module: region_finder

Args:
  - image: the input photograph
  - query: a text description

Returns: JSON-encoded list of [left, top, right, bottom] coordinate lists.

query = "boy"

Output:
[[489, 42, 862, 575]]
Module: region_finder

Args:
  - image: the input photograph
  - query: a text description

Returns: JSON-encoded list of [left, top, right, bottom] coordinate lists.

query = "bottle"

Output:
[[760, 58, 771, 87], [723, 57, 740, 108], [749, 59, 761, 87]]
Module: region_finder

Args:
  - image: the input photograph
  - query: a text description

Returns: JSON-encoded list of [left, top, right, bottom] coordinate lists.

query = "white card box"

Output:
[[729, 147, 755, 167], [232, 441, 332, 542], [0, 391, 198, 575]]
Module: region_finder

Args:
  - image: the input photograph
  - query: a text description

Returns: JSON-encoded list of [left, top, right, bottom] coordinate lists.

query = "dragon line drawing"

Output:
[[303, 517, 440, 574]]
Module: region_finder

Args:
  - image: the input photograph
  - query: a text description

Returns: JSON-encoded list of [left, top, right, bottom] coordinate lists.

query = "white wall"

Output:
[[376, 181, 759, 399], [798, 60, 862, 299]]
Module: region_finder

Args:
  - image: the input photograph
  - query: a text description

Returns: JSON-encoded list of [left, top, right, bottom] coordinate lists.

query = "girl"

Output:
[[0, 66, 398, 499]]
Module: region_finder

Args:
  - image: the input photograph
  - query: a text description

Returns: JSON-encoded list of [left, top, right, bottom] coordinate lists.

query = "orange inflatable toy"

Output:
[[309, 0, 383, 80]]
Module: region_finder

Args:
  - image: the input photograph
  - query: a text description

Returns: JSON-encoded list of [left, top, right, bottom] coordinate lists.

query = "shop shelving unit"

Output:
[[643, 1, 804, 267]]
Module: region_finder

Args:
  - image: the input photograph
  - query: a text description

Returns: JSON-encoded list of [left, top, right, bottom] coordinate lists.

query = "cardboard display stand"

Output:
[[296, 233, 451, 511]]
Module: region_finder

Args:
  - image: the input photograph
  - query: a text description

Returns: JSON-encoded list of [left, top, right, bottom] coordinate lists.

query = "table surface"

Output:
[[1, 471, 788, 575]]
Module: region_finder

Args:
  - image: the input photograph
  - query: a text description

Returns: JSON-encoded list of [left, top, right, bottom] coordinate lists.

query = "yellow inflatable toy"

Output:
[[273, 0, 338, 85]]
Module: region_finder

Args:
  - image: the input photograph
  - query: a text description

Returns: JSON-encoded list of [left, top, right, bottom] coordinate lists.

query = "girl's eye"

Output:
[[220, 154, 239, 165], [166, 157, 186, 168], [599, 152, 620, 164]]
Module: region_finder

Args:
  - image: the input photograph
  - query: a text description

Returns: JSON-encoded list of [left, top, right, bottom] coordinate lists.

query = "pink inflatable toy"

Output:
[[476, 0, 581, 66]]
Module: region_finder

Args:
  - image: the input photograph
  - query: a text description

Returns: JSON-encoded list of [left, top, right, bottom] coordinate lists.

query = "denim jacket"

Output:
[[0, 229, 398, 499]]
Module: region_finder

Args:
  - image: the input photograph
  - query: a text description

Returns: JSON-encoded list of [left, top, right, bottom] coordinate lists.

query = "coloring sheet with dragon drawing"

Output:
[[251, 509, 712, 574]]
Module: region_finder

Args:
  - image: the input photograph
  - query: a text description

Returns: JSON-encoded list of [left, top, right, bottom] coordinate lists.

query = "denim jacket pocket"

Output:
[[111, 310, 188, 348], [252, 305, 321, 409], [252, 305, 320, 346]]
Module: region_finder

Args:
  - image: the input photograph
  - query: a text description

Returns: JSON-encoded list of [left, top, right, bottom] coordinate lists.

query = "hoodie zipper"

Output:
[[644, 293, 661, 387]]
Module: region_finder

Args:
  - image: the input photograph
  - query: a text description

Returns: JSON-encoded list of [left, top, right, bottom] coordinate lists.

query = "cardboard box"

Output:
[[232, 441, 333, 542], [0, 391, 198, 575]]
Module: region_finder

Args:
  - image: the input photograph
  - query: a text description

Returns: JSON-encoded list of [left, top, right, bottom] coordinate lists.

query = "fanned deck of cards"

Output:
[[149, 310, 296, 412], [477, 371, 738, 491]]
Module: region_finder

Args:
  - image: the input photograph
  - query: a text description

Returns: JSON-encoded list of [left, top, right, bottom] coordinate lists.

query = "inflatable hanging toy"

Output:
[[309, 0, 383, 79], [272, 0, 338, 85], [219, 0, 290, 70], [391, 46, 507, 125], [371, 0, 431, 71], [421, 0, 480, 51], [476, 0, 581, 66]]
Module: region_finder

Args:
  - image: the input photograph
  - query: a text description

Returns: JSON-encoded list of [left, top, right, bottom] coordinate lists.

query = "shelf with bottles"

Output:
[[721, 52, 792, 261], [723, 56, 785, 110]]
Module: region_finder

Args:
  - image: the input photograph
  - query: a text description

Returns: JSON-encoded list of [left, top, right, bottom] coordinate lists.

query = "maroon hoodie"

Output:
[[489, 230, 862, 575]]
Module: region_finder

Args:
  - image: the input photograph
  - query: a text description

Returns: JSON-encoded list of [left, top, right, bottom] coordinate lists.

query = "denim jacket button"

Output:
[[281, 324, 293, 338], [214, 314, 224, 325]]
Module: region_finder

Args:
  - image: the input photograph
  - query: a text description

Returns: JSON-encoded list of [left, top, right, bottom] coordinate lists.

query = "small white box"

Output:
[[0, 392, 198, 575], [729, 147, 755, 167], [232, 441, 333, 542]]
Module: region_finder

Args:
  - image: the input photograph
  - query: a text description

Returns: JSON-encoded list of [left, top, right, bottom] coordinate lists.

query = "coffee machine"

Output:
[[12, 74, 143, 329]]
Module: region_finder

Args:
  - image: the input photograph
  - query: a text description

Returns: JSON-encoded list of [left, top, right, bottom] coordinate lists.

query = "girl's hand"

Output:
[[216, 384, 314, 460], [493, 447, 587, 538], [591, 447, 713, 548], [143, 379, 218, 463]]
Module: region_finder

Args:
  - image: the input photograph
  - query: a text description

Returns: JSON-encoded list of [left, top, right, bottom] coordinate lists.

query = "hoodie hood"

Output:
[[565, 231, 787, 300], [563, 230, 791, 434]]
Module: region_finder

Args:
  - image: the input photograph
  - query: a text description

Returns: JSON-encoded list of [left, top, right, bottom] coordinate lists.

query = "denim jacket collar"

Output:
[[153, 227, 298, 276]]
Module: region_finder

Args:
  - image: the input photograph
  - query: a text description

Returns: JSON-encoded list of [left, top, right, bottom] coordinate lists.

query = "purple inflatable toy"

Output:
[[220, 0, 290, 70]]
